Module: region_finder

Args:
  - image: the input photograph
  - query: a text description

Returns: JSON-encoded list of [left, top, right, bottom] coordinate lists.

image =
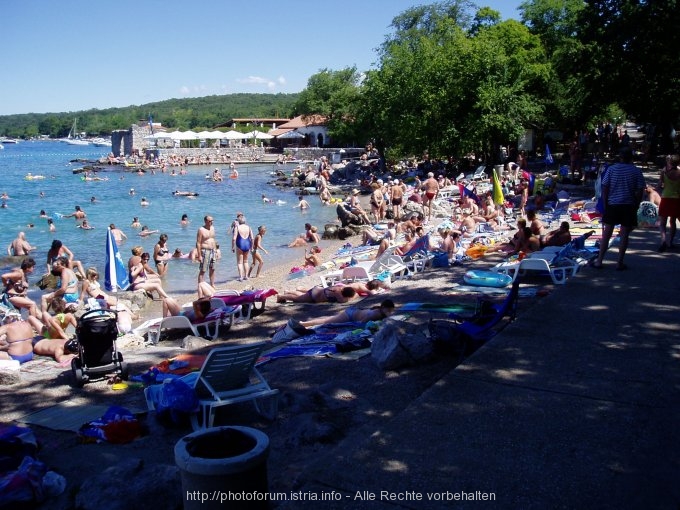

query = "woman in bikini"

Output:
[[2, 257, 40, 318], [128, 246, 168, 299], [80, 267, 117, 307], [46, 239, 85, 277], [0, 318, 37, 364], [232, 217, 253, 281], [153, 234, 170, 277], [297, 299, 395, 328], [276, 284, 357, 304]]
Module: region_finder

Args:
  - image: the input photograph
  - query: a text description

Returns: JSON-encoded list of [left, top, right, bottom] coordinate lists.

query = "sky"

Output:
[[1, 0, 521, 116]]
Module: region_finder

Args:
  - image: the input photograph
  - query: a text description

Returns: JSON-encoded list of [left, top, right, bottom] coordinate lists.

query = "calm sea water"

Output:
[[0, 141, 338, 295]]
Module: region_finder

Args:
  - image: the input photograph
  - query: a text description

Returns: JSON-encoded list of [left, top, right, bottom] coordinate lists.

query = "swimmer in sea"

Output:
[[131, 217, 141, 228], [293, 195, 311, 210], [129, 188, 135, 196], [77, 219, 95, 230], [140, 197, 150, 207], [180, 214, 190, 227], [138, 225, 158, 237]]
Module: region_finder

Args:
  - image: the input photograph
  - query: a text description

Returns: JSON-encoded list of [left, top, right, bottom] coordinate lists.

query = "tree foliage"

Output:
[[293, 68, 363, 145], [357, 4, 548, 162], [0, 94, 298, 139]]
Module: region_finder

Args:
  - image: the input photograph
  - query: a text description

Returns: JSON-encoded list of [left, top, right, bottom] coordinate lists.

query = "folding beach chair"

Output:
[[186, 343, 279, 430]]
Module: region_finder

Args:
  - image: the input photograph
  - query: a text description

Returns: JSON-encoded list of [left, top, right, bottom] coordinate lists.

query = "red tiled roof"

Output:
[[278, 115, 327, 128]]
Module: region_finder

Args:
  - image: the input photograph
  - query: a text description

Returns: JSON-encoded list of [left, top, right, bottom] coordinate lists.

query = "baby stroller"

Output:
[[71, 309, 128, 387]]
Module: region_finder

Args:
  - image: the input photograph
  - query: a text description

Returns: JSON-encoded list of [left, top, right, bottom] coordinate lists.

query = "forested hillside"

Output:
[[0, 93, 300, 139]]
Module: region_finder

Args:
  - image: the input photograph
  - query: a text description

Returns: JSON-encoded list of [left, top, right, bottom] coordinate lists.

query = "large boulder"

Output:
[[371, 320, 434, 370]]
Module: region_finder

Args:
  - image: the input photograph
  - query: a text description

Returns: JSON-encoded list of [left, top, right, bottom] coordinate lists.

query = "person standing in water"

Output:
[[196, 215, 217, 286], [248, 225, 269, 278], [232, 216, 253, 281]]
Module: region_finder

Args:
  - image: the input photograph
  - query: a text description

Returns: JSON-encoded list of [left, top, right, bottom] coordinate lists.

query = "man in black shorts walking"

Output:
[[592, 147, 645, 270]]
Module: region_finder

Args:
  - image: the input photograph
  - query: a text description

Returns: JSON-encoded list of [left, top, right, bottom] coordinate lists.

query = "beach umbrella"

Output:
[[246, 130, 274, 140], [276, 130, 305, 139], [223, 130, 248, 140], [492, 169, 505, 206], [545, 144, 554, 166], [105, 229, 130, 292], [196, 131, 213, 139], [209, 130, 226, 139]]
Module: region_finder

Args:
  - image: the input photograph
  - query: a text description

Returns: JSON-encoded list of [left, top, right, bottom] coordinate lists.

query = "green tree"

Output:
[[358, 2, 548, 162], [293, 68, 363, 146]]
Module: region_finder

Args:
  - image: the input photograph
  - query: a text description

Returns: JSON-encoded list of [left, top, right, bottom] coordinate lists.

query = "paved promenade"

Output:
[[284, 226, 680, 509]]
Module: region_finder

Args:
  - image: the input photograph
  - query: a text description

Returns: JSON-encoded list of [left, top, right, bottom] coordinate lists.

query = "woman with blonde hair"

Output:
[[80, 267, 117, 307]]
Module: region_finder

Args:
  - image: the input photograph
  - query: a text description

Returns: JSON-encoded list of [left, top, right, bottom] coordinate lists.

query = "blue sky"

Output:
[[1, 0, 521, 115]]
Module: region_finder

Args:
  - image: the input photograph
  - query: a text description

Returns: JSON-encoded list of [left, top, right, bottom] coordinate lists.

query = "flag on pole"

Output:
[[545, 144, 553, 165], [492, 169, 505, 206], [457, 183, 482, 207], [105, 229, 130, 292], [148, 114, 154, 135]]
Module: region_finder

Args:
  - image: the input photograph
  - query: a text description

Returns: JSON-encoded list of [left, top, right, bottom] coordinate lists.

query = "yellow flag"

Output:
[[492, 169, 505, 206]]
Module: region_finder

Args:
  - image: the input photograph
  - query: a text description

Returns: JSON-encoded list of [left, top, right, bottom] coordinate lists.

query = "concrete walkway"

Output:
[[283, 227, 680, 509]]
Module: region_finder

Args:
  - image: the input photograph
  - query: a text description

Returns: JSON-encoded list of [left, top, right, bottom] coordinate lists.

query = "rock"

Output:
[[371, 320, 434, 370], [322, 223, 339, 239], [180, 335, 213, 350], [0, 360, 21, 385], [116, 333, 146, 350], [75, 458, 181, 510], [113, 290, 149, 309]]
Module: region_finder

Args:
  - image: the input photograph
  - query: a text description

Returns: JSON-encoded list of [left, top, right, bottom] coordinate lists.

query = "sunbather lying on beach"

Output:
[[277, 284, 357, 304], [297, 299, 395, 328]]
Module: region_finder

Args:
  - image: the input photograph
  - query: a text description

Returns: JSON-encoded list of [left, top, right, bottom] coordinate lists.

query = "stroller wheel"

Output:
[[120, 362, 129, 381], [71, 358, 85, 388]]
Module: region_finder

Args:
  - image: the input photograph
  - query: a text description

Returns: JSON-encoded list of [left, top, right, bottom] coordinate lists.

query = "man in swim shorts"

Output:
[[196, 215, 217, 286], [421, 172, 440, 221]]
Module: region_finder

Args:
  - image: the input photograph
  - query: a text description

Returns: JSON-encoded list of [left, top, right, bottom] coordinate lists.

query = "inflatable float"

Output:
[[172, 191, 199, 197], [25, 174, 46, 180], [463, 270, 512, 288]]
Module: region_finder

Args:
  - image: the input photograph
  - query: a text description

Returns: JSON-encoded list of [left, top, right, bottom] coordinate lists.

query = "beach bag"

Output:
[[272, 318, 313, 344], [432, 252, 450, 268]]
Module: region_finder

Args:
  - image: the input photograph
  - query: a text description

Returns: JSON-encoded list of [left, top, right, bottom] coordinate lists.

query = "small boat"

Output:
[[63, 119, 90, 145], [172, 191, 199, 197], [25, 173, 46, 180], [91, 137, 112, 147], [0, 137, 18, 144]]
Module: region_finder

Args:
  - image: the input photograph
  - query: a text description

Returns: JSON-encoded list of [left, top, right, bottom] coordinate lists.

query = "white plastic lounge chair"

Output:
[[341, 265, 374, 282], [147, 316, 198, 345], [371, 255, 410, 281], [188, 343, 279, 430], [212, 289, 252, 321]]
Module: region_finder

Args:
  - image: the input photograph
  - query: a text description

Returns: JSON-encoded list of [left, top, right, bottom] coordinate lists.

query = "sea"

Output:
[[0, 141, 339, 297]]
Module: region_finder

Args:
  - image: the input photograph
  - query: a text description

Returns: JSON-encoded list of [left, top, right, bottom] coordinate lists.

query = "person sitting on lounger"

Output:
[[542, 221, 572, 248], [162, 296, 212, 320], [297, 299, 395, 328], [277, 284, 357, 304]]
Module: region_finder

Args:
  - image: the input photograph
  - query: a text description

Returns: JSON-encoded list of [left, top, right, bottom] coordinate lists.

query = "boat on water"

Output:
[[63, 119, 90, 146], [0, 143, 4, 150], [0, 137, 18, 144], [25, 173, 46, 180], [91, 137, 111, 147]]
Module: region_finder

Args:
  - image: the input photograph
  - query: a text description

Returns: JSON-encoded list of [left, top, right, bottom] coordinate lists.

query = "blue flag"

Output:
[[105, 229, 130, 292], [545, 144, 553, 165]]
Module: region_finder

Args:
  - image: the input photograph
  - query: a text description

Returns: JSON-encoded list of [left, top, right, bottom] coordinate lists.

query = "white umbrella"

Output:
[[181, 130, 199, 140], [168, 131, 184, 140], [277, 130, 305, 139], [209, 130, 226, 139], [196, 131, 213, 139], [143, 132, 173, 140], [246, 130, 273, 140], [223, 130, 248, 140]]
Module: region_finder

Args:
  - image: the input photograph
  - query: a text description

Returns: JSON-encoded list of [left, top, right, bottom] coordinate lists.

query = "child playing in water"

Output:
[[248, 225, 269, 278]]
